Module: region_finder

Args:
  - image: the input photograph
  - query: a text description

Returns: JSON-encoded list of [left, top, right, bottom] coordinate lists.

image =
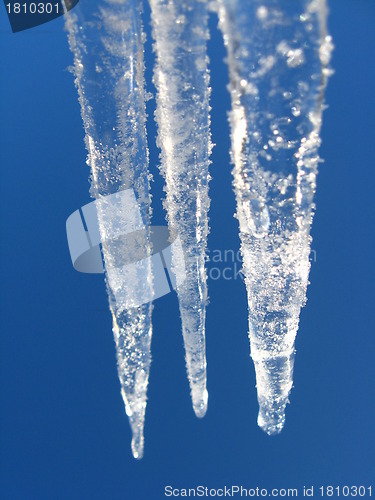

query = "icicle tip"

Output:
[[131, 427, 145, 460], [192, 388, 209, 418], [257, 401, 288, 436]]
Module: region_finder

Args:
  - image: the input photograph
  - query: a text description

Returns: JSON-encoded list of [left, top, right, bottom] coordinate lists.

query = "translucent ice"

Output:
[[64, 0, 152, 459], [64, 0, 333, 456], [217, 0, 332, 434], [149, 0, 212, 417]]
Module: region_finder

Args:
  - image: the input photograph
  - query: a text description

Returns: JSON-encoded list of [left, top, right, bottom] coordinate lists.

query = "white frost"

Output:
[[217, 0, 332, 434], [64, 0, 152, 459], [64, 0, 333, 455], [149, 0, 212, 417]]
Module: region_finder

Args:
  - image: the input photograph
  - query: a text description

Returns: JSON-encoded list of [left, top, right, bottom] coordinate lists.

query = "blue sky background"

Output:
[[1, 1, 374, 498]]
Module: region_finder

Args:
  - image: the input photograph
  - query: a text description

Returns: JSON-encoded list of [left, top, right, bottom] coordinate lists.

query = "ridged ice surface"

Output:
[[217, 0, 333, 434], [149, 0, 212, 417], [64, 0, 152, 459]]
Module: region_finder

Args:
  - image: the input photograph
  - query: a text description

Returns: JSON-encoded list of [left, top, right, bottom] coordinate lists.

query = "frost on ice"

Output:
[[217, 0, 333, 434], [149, 0, 212, 417], [64, 0, 332, 458], [64, 0, 153, 459]]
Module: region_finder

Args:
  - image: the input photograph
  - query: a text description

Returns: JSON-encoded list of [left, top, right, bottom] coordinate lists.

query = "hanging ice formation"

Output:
[[217, 0, 332, 434], [64, 0, 153, 459], [64, 0, 332, 459], [149, 0, 212, 418]]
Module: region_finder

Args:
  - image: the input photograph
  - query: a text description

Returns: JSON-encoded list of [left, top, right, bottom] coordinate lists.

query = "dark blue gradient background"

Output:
[[1, 1, 374, 498]]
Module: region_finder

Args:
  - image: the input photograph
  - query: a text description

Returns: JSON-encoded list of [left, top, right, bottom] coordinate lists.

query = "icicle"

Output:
[[217, 0, 333, 434], [64, 0, 153, 459], [149, 0, 212, 417]]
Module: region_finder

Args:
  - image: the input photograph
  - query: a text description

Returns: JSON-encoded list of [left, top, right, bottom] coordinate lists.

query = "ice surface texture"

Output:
[[64, 0, 332, 458], [217, 0, 332, 434], [64, 0, 152, 459], [149, 0, 212, 417]]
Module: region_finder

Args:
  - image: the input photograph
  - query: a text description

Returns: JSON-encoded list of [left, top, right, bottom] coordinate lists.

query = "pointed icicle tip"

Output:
[[192, 388, 208, 419], [257, 400, 287, 436], [130, 425, 145, 460]]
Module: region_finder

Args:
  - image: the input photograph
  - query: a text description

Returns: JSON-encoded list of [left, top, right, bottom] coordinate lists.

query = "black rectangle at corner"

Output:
[[63, 0, 79, 10], [3, 0, 80, 33]]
